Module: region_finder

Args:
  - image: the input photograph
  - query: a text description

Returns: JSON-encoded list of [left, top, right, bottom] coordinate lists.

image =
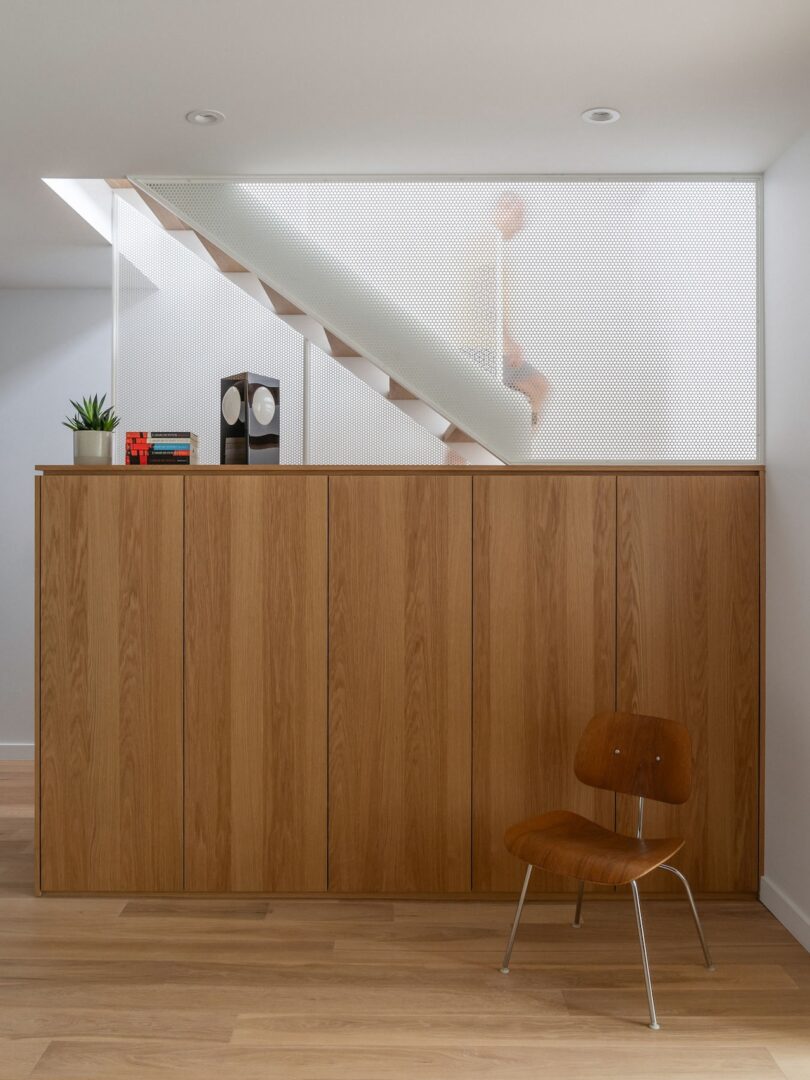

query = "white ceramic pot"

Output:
[[73, 430, 113, 466]]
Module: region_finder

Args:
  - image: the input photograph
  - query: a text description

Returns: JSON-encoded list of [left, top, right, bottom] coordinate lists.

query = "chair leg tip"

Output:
[[648, 1022, 661, 1031], [499, 966, 510, 975], [572, 920, 582, 929], [707, 964, 716, 972]]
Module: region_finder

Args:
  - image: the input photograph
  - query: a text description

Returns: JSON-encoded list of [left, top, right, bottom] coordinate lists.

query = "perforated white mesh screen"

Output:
[[114, 196, 305, 464], [306, 346, 450, 465], [137, 178, 759, 463]]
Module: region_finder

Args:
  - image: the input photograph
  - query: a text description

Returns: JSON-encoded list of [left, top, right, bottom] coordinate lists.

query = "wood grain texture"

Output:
[[329, 475, 472, 893], [504, 810, 684, 886], [35, 467, 761, 900], [574, 712, 693, 804], [34, 476, 41, 896], [758, 469, 766, 879], [39, 476, 183, 892], [617, 476, 760, 893], [184, 476, 328, 892], [473, 476, 616, 893]]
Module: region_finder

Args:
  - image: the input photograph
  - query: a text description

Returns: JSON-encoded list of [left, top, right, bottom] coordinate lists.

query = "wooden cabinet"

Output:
[[184, 476, 328, 891], [472, 476, 616, 893], [36, 467, 761, 897], [617, 476, 760, 893], [328, 475, 472, 892], [39, 475, 183, 892]]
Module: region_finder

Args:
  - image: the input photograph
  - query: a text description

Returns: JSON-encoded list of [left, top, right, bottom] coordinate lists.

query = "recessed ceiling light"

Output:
[[582, 107, 621, 125], [185, 109, 226, 126]]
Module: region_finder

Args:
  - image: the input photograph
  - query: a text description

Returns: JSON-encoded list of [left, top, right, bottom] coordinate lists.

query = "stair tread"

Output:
[[194, 232, 248, 273], [442, 423, 474, 444], [324, 329, 360, 357], [259, 281, 305, 315], [387, 380, 417, 400]]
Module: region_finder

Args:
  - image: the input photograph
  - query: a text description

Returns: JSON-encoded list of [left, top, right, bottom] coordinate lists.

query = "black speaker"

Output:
[[220, 372, 280, 464]]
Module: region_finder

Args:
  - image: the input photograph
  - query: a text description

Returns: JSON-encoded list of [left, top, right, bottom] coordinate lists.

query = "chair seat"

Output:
[[504, 810, 684, 886]]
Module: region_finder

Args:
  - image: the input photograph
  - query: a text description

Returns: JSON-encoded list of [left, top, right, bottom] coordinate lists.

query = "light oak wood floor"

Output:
[[2, 761, 809, 1079]]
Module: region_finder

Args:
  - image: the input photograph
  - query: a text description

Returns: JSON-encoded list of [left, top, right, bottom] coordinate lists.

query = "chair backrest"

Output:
[[574, 711, 693, 804]]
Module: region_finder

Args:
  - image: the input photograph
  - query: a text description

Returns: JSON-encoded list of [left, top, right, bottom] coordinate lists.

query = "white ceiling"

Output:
[[2, 0, 810, 287]]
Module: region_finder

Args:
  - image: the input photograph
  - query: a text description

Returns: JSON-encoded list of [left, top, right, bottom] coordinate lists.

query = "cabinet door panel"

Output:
[[40, 476, 183, 892], [329, 475, 472, 893], [617, 476, 759, 893], [184, 476, 328, 892], [473, 475, 616, 893]]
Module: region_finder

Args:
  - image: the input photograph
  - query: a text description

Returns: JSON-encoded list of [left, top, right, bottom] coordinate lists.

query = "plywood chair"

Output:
[[499, 711, 714, 1029]]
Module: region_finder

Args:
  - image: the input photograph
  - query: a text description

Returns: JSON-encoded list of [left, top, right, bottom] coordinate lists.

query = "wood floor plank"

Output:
[[0, 1039, 50, 1080], [563, 987, 810, 1017], [230, 1011, 810, 1048], [770, 1046, 810, 1080], [120, 899, 271, 920], [29, 1040, 785, 1080], [0, 1007, 236, 1042], [0, 940, 337, 962], [0, 981, 569, 1016]]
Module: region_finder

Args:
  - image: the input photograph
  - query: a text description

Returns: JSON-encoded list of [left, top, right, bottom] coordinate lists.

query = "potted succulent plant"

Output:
[[63, 394, 120, 465]]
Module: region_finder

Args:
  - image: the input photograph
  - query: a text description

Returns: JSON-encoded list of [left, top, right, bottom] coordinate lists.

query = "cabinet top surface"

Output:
[[36, 464, 764, 476]]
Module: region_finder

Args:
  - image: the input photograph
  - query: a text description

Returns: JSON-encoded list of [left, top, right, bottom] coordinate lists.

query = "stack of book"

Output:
[[125, 431, 199, 465]]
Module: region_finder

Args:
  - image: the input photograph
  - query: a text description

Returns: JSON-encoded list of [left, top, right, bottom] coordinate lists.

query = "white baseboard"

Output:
[[760, 876, 810, 953], [0, 742, 34, 761]]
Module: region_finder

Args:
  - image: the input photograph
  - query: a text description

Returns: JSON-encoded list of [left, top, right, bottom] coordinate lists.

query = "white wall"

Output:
[[762, 129, 810, 951], [0, 288, 111, 757]]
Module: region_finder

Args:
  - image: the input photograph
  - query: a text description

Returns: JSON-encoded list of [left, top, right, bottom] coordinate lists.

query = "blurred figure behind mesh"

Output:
[[453, 191, 550, 426]]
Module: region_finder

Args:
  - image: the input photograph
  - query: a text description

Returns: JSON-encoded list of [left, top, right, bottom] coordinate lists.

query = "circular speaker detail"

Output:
[[222, 385, 243, 426], [251, 385, 276, 427]]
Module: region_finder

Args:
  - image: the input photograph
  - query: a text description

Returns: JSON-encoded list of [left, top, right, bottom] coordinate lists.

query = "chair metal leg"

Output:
[[572, 880, 585, 927], [659, 863, 715, 970], [630, 880, 660, 1030], [500, 864, 533, 974]]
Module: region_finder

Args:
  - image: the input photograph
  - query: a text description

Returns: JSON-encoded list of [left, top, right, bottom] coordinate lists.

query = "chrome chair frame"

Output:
[[500, 795, 714, 1030]]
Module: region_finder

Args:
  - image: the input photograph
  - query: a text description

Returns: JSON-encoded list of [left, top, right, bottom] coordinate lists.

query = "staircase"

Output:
[[124, 179, 536, 464], [104, 180, 502, 465]]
